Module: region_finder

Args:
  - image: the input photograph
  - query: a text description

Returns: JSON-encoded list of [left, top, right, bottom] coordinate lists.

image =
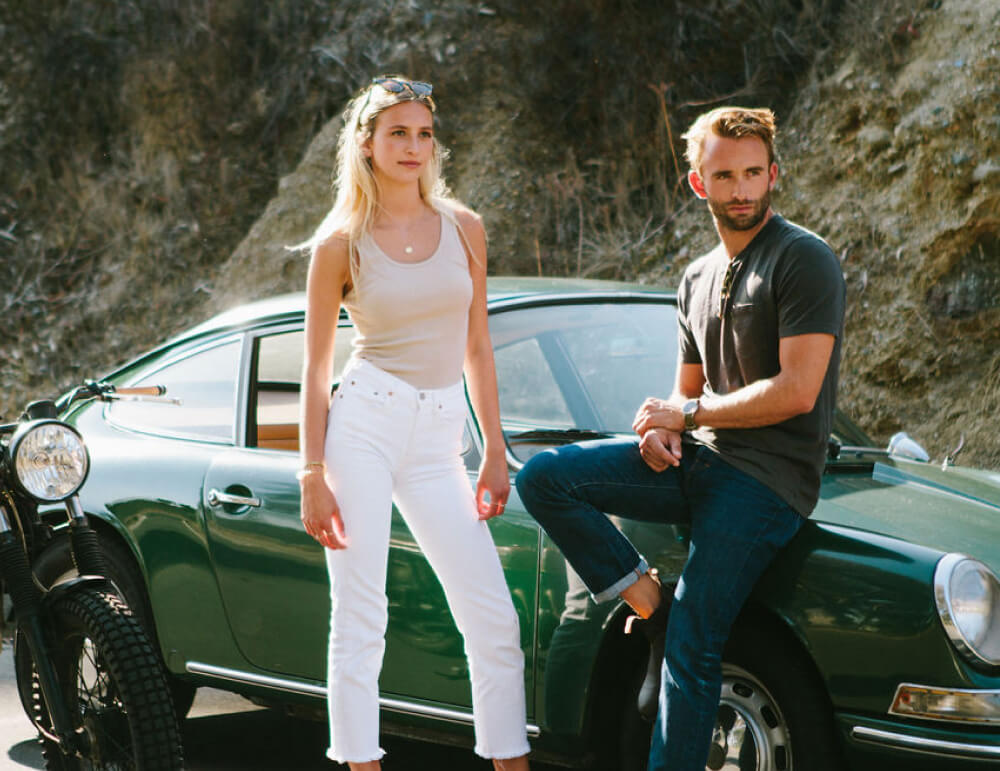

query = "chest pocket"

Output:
[[729, 303, 778, 384]]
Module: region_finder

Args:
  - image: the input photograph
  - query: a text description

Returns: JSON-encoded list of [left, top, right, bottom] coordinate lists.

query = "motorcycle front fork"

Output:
[[65, 497, 108, 577], [0, 496, 105, 755]]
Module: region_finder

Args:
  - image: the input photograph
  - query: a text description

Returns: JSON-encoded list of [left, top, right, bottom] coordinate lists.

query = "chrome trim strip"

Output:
[[186, 662, 327, 697], [486, 291, 676, 314], [185, 662, 541, 737], [235, 330, 253, 448], [852, 726, 1000, 759]]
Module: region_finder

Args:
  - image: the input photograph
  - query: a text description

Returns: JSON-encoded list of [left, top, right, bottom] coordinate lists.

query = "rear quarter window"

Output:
[[107, 338, 242, 443]]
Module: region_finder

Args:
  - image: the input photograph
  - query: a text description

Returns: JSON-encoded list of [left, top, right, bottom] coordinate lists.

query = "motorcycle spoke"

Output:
[[72, 637, 134, 768]]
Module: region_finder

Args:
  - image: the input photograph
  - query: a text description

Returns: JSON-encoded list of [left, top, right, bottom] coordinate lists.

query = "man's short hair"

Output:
[[682, 107, 777, 172]]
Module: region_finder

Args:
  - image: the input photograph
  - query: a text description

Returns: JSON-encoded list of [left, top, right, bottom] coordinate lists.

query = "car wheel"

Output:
[[27, 587, 184, 769], [28, 531, 197, 721], [719, 621, 845, 771], [609, 619, 843, 771]]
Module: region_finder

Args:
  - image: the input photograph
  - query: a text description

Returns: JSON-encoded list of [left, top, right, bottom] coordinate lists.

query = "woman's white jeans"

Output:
[[323, 359, 529, 763]]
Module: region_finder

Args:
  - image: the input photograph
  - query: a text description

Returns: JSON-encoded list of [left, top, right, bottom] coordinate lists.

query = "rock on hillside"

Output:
[[779, 0, 1000, 467]]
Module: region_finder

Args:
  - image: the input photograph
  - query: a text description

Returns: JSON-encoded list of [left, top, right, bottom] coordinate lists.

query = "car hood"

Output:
[[816, 457, 1000, 573]]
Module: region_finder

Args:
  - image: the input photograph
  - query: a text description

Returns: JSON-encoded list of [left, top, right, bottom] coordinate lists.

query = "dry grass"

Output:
[[502, 0, 841, 279], [836, 0, 935, 68]]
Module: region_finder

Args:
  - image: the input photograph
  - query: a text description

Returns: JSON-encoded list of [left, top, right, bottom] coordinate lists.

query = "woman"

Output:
[[297, 76, 531, 770]]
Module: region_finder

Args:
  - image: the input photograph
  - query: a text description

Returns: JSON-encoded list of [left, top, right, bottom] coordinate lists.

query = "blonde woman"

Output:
[[297, 76, 530, 770]]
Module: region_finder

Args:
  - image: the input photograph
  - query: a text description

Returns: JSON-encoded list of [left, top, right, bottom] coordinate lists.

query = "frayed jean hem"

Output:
[[327, 747, 386, 764], [474, 741, 532, 760]]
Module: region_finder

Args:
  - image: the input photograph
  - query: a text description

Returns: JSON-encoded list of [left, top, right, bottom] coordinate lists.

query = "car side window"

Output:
[[560, 308, 675, 432], [107, 338, 242, 443], [252, 326, 355, 452], [493, 337, 574, 431], [489, 301, 678, 463]]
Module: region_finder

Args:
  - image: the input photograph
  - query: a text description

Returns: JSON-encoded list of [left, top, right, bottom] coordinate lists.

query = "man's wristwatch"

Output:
[[682, 398, 700, 432]]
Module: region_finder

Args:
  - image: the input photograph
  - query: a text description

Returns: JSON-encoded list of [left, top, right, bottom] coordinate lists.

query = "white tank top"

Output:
[[342, 214, 474, 389]]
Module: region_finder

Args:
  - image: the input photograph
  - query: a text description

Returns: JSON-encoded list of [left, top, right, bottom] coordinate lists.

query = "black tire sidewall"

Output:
[[32, 588, 184, 770], [607, 621, 844, 771], [30, 531, 197, 720], [723, 625, 845, 771]]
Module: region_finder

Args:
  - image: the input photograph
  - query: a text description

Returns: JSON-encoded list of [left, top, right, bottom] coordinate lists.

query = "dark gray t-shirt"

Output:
[[677, 214, 846, 516]]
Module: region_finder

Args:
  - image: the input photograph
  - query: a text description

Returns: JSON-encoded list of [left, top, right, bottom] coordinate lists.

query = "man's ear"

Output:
[[768, 162, 779, 189], [688, 169, 707, 200]]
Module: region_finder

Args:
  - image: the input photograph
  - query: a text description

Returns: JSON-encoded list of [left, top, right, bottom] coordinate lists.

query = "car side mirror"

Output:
[[887, 432, 930, 462]]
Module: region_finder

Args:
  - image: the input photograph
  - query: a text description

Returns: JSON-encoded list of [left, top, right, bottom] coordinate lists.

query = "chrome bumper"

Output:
[[852, 725, 1000, 760]]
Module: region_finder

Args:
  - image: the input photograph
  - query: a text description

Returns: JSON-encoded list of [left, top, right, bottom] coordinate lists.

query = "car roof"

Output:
[[172, 276, 675, 345]]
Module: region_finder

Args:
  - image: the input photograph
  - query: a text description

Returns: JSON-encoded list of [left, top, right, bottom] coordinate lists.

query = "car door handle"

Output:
[[207, 489, 261, 508]]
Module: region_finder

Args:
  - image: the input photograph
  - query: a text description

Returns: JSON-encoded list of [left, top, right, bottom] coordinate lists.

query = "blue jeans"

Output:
[[515, 437, 803, 771]]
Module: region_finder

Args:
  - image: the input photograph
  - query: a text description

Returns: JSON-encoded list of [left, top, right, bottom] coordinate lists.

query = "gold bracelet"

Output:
[[296, 465, 325, 482]]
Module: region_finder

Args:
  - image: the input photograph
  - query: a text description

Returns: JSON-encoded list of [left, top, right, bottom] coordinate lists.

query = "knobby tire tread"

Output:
[[31, 588, 184, 770]]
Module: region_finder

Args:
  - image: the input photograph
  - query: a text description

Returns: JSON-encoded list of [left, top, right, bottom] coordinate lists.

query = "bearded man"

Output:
[[516, 106, 846, 771]]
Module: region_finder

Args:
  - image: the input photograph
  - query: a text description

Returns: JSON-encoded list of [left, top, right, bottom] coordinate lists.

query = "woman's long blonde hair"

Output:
[[297, 76, 465, 289]]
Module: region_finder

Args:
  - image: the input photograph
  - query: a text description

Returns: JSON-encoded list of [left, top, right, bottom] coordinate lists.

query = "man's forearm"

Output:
[[690, 375, 812, 429]]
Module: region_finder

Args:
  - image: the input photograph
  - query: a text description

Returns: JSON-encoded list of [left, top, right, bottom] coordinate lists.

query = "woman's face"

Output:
[[364, 100, 435, 185]]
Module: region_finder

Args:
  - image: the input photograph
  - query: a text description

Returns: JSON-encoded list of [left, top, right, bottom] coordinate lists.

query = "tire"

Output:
[[719, 623, 845, 771], [30, 532, 197, 720], [614, 648, 653, 771], [608, 618, 844, 771], [26, 587, 184, 770]]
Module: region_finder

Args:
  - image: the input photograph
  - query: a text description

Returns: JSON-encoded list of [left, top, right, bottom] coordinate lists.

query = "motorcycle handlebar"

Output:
[[113, 385, 166, 397], [52, 381, 170, 412]]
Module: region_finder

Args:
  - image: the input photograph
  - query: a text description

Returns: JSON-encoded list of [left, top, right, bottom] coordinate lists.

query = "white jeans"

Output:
[[323, 359, 529, 763]]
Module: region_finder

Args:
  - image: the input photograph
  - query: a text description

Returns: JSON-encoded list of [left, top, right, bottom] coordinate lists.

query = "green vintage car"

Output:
[[29, 278, 1000, 769]]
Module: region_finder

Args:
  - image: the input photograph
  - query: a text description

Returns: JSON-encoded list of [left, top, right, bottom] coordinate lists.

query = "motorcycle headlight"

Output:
[[10, 421, 90, 502], [935, 553, 1000, 667]]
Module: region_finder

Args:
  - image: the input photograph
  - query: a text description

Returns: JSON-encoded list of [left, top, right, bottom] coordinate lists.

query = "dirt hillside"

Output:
[[216, 0, 1000, 467], [780, 0, 1000, 467], [1, 0, 998, 468]]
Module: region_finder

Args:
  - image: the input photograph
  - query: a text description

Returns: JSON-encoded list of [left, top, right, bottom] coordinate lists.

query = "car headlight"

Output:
[[10, 421, 90, 502], [934, 553, 1000, 667]]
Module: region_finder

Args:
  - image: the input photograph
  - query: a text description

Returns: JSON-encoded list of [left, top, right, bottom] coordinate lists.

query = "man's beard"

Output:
[[708, 189, 770, 231]]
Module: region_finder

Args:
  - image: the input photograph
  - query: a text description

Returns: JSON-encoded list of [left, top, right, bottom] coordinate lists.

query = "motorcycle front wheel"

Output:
[[21, 587, 184, 770]]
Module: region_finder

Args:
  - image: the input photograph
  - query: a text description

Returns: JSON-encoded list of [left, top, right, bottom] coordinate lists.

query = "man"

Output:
[[515, 106, 846, 770]]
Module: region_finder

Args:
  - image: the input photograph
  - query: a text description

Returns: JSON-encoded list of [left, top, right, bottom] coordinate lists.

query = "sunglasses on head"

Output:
[[372, 76, 433, 99], [718, 259, 739, 319], [357, 76, 436, 129]]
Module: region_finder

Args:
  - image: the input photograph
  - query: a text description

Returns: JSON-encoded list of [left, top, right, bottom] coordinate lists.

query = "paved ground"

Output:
[[1, 641, 558, 770]]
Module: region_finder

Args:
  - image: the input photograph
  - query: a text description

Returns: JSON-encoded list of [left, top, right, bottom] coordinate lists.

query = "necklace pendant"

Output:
[[404, 246, 414, 254]]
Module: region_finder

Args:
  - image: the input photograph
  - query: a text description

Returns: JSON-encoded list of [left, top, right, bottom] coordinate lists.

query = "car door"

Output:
[[200, 323, 343, 681], [200, 323, 538, 714], [93, 333, 256, 667]]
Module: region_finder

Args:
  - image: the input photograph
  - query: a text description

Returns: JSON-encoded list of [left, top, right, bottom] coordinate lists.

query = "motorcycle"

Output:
[[0, 380, 184, 770]]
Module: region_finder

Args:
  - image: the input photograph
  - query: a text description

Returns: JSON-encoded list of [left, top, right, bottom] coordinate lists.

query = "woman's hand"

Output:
[[300, 473, 350, 549], [475, 453, 511, 520]]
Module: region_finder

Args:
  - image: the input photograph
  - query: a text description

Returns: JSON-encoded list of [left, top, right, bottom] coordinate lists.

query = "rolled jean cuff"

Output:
[[591, 557, 649, 604]]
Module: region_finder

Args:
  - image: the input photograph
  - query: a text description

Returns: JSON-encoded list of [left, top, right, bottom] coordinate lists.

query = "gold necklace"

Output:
[[387, 211, 421, 255]]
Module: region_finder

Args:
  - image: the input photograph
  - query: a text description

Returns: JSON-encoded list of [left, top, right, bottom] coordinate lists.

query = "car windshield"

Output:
[[490, 300, 677, 459]]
